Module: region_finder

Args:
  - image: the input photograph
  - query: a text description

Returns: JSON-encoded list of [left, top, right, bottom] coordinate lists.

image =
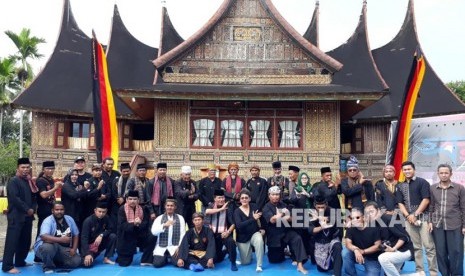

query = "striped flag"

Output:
[[92, 32, 119, 164], [388, 47, 426, 181]]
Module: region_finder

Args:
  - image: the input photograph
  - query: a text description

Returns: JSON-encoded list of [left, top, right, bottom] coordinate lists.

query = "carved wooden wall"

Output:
[[305, 102, 339, 153], [163, 0, 330, 85], [362, 122, 390, 154], [32, 112, 58, 148], [154, 100, 189, 148]]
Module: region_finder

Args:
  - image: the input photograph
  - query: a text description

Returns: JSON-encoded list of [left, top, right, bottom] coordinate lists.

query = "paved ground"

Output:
[[0, 213, 37, 259]]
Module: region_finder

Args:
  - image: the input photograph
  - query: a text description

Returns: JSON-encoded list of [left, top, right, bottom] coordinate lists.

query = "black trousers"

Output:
[[267, 230, 307, 264], [153, 250, 179, 268], [116, 233, 156, 267], [433, 227, 464, 276], [213, 234, 237, 264], [2, 216, 32, 272]]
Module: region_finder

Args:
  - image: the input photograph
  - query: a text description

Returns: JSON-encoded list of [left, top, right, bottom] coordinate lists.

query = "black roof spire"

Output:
[[303, 0, 319, 47]]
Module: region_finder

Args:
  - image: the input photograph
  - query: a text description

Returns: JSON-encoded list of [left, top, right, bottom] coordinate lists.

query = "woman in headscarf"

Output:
[[293, 172, 314, 209]]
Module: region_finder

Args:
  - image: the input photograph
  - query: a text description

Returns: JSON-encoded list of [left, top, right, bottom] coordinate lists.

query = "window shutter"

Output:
[[88, 123, 96, 149], [54, 122, 69, 149], [121, 123, 132, 151], [352, 126, 364, 153]]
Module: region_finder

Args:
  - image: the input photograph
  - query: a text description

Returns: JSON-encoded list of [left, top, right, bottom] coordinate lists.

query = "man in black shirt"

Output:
[[315, 167, 341, 209], [245, 164, 268, 210], [174, 165, 199, 228], [205, 189, 237, 271], [2, 158, 36, 274], [81, 202, 116, 267], [267, 161, 290, 201], [365, 201, 413, 276], [343, 207, 382, 276], [198, 164, 222, 212], [111, 162, 131, 231], [395, 161, 437, 275], [101, 157, 121, 217]]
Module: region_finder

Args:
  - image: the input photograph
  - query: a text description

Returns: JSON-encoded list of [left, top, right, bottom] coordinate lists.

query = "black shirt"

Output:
[[234, 204, 263, 243], [198, 177, 222, 207], [36, 176, 55, 217], [345, 225, 381, 260], [81, 214, 113, 255], [395, 176, 431, 214], [375, 180, 398, 211], [55, 218, 72, 247]]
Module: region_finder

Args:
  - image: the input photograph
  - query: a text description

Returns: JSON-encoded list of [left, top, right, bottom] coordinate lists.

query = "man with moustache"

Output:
[[2, 158, 37, 274], [81, 202, 116, 267], [174, 166, 198, 228], [429, 163, 465, 276], [81, 164, 106, 223], [245, 164, 268, 210], [149, 162, 174, 218], [316, 167, 341, 210], [177, 212, 215, 271], [126, 163, 153, 218], [198, 164, 222, 212], [33, 202, 81, 273], [374, 165, 399, 214], [267, 161, 290, 201], [151, 198, 186, 267], [110, 162, 131, 230], [116, 190, 156, 266], [341, 156, 374, 210], [222, 162, 245, 209], [205, 189, 237, 271]]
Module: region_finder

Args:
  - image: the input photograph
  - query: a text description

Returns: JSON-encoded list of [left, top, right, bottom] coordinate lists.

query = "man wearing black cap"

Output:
[[177, 212, 215, 271], [110, 162, 131, 230], [310, 196, 343, 276], [205, 189, 238, 271], [267, 161, 290, 201], [126, 163, 153, 217], [148, 162, 174, 218], [116, 190, 156, 267], [2, 158, 36, 274], [81, 202, 116, 267], [316, 167, 342, 210], [245, 164, 269, 210], [81, 164, 106, 224], [36, 161, 63, 239], [288, 165, 300, 202]]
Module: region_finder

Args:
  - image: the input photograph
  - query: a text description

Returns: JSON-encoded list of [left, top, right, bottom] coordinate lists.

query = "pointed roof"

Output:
[[106, 4, 158, 90], [157, 6, 184, 57], [354, 0, 465, 120], [153, 0, 342, 73], [327, 1, 388, 92], [303, 1, 319, 48], [12, 0, 134, 117]]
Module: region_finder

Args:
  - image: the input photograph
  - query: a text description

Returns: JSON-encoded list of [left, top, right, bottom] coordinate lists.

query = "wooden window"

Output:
[[352, 126, 364, 153], [189, 101, 303, 150], [54, 122, 69, 149]]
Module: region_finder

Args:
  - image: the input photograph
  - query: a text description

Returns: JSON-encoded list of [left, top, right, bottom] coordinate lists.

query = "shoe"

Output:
[[140, 262, 152, 266], [43, 268, 54, 274], [231, 263, 238, 271], [256, 266, 263, 272], [189, 264, 196, 271], [194, 263, 204, 272]]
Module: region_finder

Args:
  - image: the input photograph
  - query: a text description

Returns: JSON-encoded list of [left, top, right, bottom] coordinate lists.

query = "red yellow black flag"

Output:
[[92, 32, 119, 164], [388, 47, 426, 181]]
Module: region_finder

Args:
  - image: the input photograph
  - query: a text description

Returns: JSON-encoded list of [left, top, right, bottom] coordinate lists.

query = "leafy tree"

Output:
[[4, 28, 46, 85], [447, 80, 465, 103], [0, 57, 20, 142], [0, 141, 30, 186]]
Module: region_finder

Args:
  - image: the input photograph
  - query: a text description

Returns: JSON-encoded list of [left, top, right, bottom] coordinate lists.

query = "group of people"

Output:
[[2, 155, 464, 276]]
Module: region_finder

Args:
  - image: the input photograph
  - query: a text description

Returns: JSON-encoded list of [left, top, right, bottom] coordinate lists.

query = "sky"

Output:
[[0, 0, 464, 83]]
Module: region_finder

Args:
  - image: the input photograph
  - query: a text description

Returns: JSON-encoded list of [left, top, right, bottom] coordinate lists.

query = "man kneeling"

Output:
[[33, 202, 81, 273], [177, 212, 215, 271], [151, 198, 185, 267], [81, 202, 116, 267]]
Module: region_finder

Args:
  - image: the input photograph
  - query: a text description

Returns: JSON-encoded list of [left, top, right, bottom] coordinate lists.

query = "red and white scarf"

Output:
[[124, 203, 144, 223], [225, 176, 242, 194], [151, 176, 173, 206]]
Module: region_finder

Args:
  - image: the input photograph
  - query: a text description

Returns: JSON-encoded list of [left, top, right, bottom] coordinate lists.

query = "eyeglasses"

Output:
[[348, 169, 358, 172]]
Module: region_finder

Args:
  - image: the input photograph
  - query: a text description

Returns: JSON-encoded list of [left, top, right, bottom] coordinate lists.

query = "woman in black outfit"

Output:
[[61, 169, 87, 230], [233, 189, 265, 272]]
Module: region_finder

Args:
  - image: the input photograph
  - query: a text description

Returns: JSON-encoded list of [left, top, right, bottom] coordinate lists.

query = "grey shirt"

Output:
[[429, 182, 465, 230]]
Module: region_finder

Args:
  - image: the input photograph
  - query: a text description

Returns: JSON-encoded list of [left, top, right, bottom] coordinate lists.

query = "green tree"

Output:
[[0, 57, 20, 142], [0, 140, 29, 186], [447, 80, 465, 103], [5, 28, 45, 156], [5, 28, 46, 85]]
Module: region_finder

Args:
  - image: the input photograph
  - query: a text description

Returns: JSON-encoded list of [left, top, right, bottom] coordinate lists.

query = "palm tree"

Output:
[[5, 28, 45, 156], [0, 57, 19, 143]]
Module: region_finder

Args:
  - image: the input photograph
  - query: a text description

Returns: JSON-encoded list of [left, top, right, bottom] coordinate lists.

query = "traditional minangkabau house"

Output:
[[12, 0, 465, 180]]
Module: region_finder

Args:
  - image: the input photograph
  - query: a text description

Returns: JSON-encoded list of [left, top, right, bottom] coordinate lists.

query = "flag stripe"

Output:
[[92, 35, 119, 165], [391, 49, 425, 181]]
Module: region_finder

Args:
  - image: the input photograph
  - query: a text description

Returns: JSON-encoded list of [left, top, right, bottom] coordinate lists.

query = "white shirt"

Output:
[[151, 214, 186, 256]]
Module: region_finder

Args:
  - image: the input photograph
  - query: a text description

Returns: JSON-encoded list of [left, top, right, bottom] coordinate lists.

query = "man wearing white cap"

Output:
[[174, 166, 199, 228]]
